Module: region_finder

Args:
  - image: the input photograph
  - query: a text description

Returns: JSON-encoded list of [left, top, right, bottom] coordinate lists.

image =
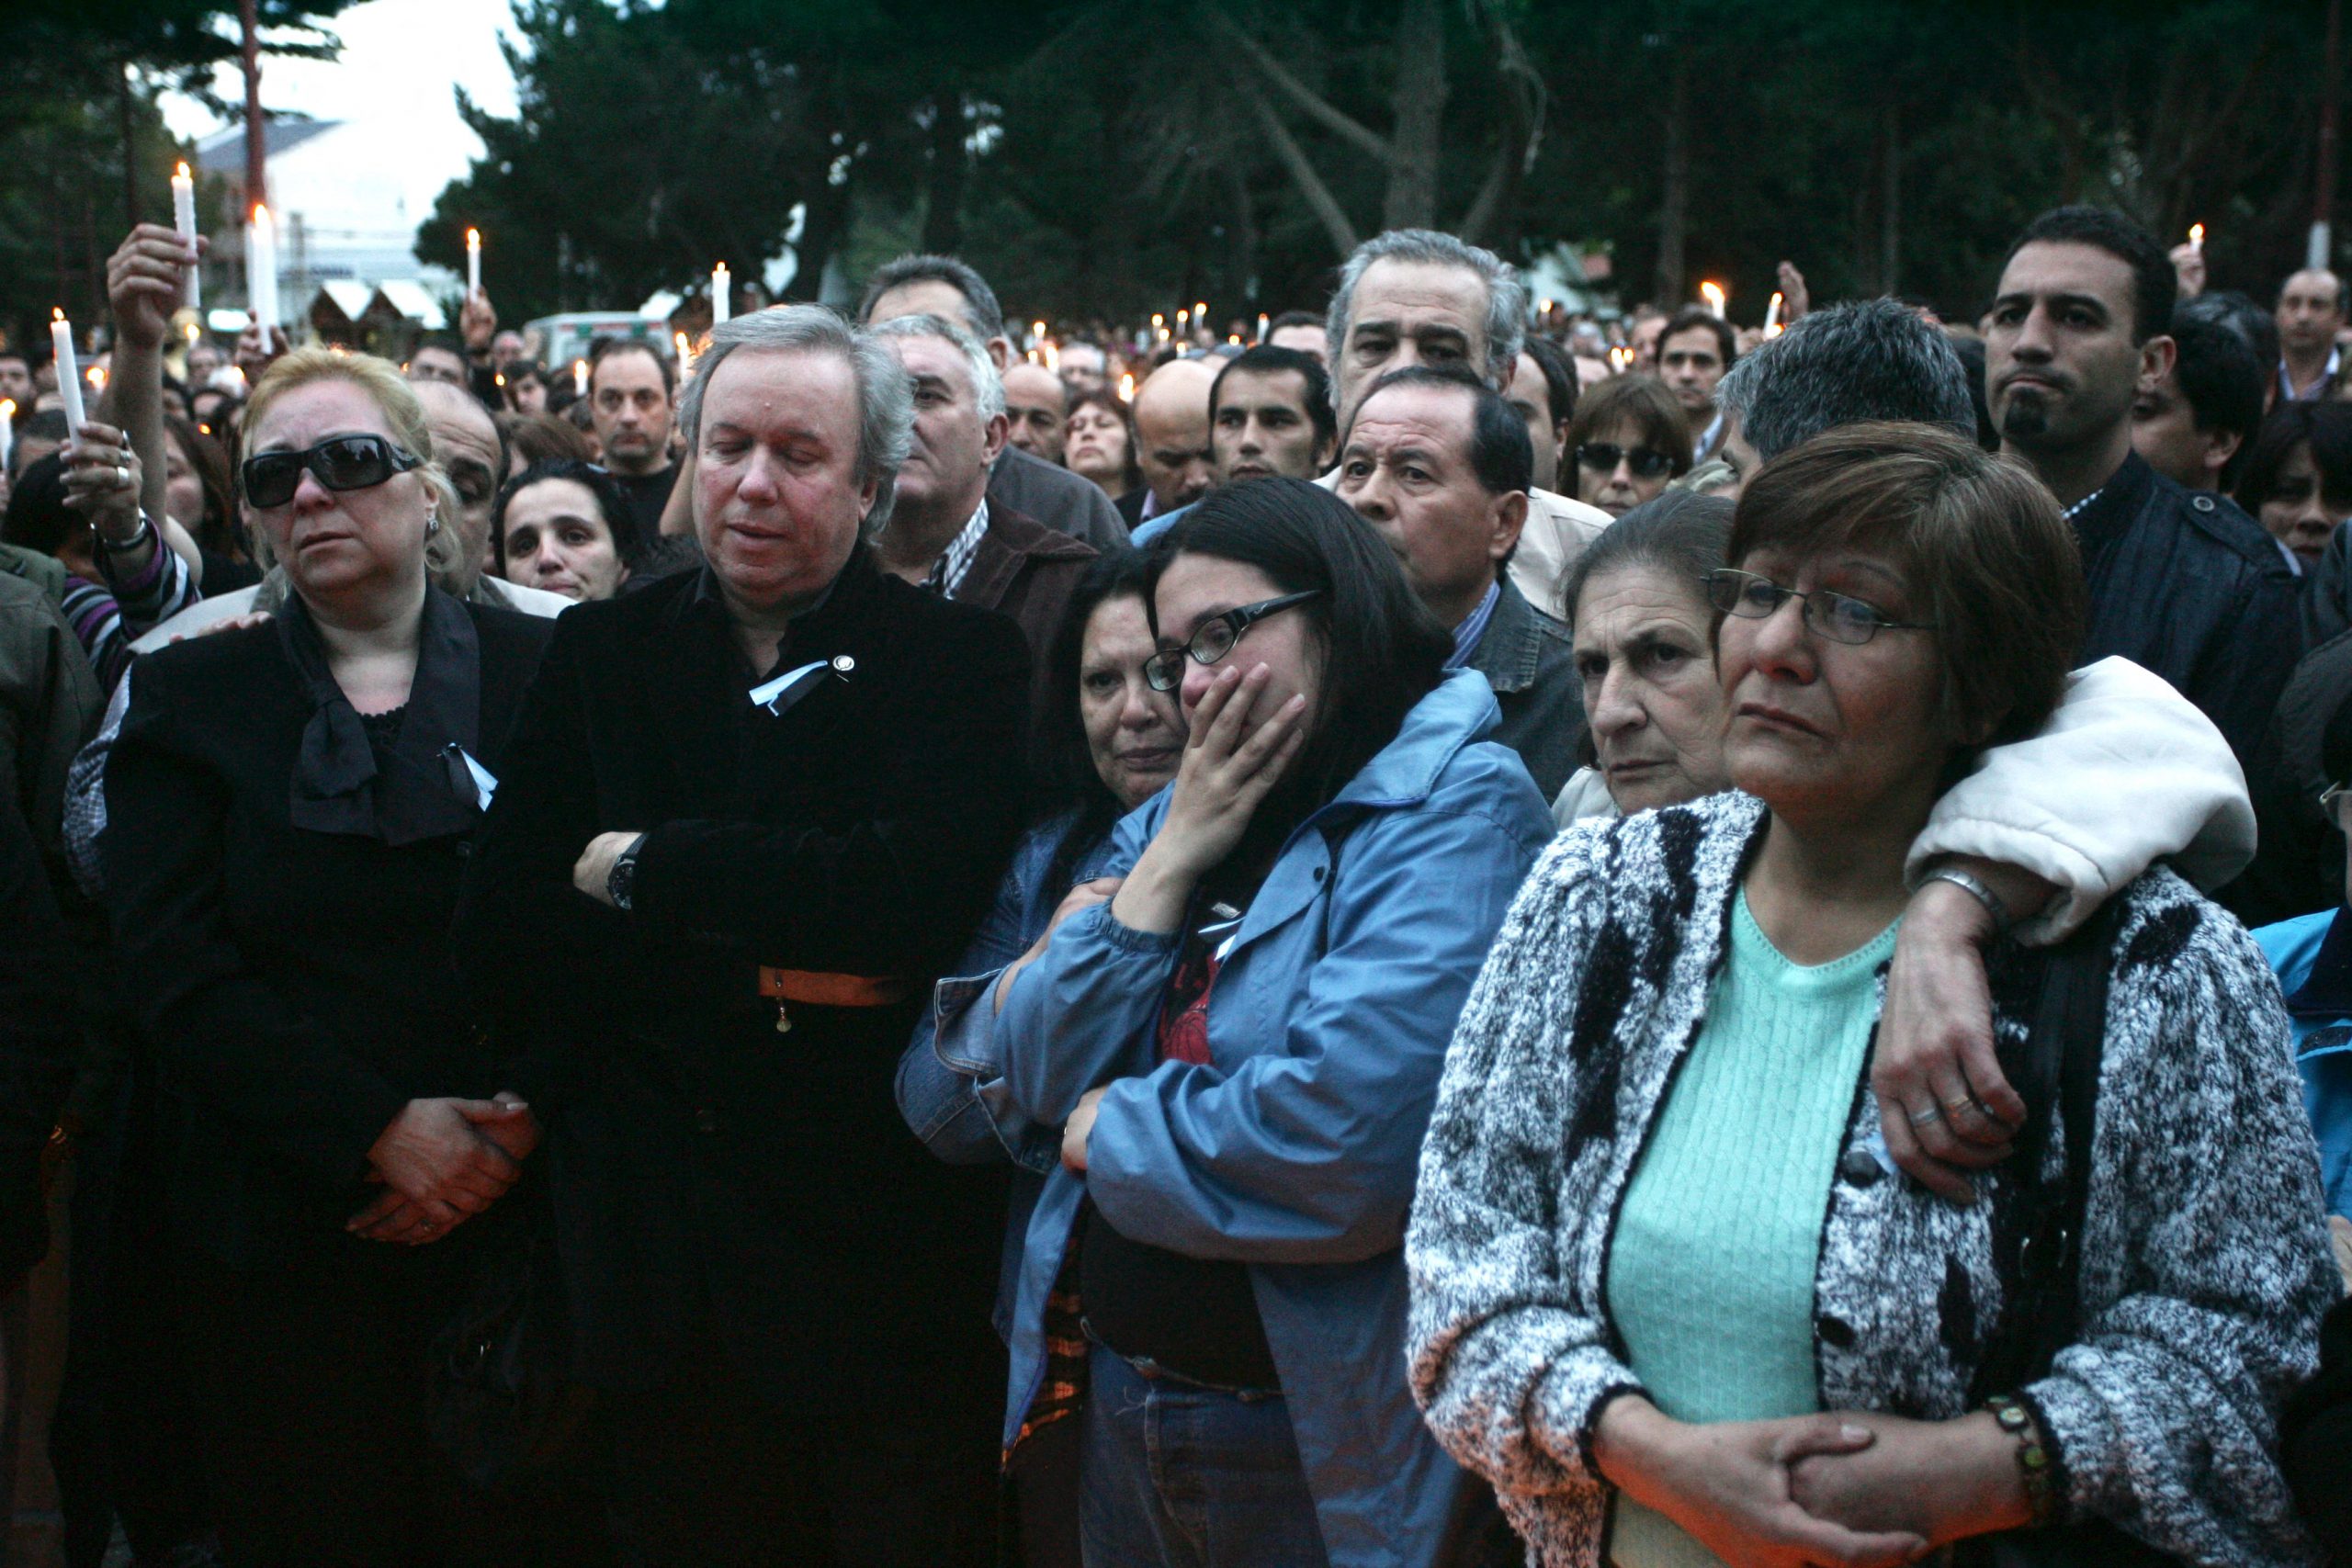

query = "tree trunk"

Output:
[[789, 182, 852, 302], [921, 91, 967, 254], [1382, 0, 1447, 231], [1653, 51, 1690, 307], [1880, 100, 1901, 295], [119, 60, 140, 237], [1225, 164, 1261, 311]]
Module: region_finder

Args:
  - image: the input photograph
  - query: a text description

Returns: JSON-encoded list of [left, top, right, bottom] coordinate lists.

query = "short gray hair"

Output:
[[868, 311, 1006, 421], [1715, 299, 1975, 463], [678, 305, 914, 535], [857, 253, 1007, 342], [1325, 229, 1526, 402]]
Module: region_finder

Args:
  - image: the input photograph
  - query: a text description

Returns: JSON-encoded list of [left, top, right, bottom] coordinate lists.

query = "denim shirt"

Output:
[[2256, 908, 2352, 1216], [895, 807, 1127, 1339], [986, 669, 1555, 1568]]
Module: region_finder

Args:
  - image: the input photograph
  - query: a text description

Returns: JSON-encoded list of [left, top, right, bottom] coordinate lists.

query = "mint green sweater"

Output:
[[1604, 891, 1899, 1568]]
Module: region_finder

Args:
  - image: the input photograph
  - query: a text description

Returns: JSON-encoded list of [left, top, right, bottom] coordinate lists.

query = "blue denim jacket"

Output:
[[986, 669, 1555, 1568], [2255, 908, 2352, 1216], [896, 807, 1125, 1339]]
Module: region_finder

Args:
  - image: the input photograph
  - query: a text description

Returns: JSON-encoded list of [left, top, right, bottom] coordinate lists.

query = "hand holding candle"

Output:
[[172, 162, 201, 310]]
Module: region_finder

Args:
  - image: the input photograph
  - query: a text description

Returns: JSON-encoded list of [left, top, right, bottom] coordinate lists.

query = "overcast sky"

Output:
[[160, 0, 521, 230]]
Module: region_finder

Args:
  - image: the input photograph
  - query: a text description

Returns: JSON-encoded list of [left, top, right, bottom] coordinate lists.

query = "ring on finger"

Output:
[[1907, 1102, 1944, 1127], [1943, 1094, 1983, 1116]]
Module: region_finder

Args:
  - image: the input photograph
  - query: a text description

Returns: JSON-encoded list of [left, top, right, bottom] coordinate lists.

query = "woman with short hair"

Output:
[[492, 458, 639, 603], [2237, 399, 2352, 571], [1409, 424, 2336, 1567], [1566, 374, 1693, 517], [1064, 388, 1144, 503], [103, 346, 550, 1564]]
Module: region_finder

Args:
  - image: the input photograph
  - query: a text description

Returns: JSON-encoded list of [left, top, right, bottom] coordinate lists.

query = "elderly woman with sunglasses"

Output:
[[101, 347, 552, 1565], [1408, 426, 2336, 1568]]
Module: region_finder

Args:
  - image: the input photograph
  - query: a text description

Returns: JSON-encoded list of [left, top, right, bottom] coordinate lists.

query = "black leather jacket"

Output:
[[2070, 451, 2301, 770]]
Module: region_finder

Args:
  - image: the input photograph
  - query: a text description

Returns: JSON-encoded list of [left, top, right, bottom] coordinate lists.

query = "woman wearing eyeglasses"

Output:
[[1566, 374, 1693, 518], [1409, 425, 2335, 1568], [101, 348, 554, 1565], [978, 478, 1555, 1565]]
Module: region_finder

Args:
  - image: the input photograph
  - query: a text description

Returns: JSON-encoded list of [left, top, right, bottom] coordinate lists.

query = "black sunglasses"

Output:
[[242, 434, 423, 508], [1576, 442, 1674, 479], [1144, 590, 1322, 693]]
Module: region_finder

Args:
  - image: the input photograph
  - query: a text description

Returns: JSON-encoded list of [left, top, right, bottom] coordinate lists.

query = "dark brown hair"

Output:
[[1727, 422, 2084, 750], [1566, 374, 1693, 501]]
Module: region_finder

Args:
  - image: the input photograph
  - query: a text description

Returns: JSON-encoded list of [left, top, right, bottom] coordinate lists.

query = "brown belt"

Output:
[[756, 968, 914, 1009]]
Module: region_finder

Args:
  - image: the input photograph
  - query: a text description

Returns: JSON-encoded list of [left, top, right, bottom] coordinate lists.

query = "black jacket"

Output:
[[2226, 628, 2352, 924], [1464, 575, 1584, 801], [2069, 451, 2301, 771], [988, 442, 1130, 552], [452, 546, 1030, 1404], [101, 597, 550, 1267]]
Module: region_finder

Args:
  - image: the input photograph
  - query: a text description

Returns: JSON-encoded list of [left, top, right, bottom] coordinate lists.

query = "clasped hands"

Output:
[[348, 1092, 539, 1245], [1594, 1398, 2027, 1568]]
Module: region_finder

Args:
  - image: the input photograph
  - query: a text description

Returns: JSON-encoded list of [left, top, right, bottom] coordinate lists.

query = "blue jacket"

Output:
[[2255, 908, 2352, 1216], [896, 807, 1124, 1339], [986, 669, 1555, 1567]]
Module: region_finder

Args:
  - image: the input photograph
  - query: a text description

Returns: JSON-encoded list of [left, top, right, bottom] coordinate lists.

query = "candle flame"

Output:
[[175, 161, 191, 180], [467, 228, 481, 247], [1151, 313, 1164, 328], [1194, 301, 1207, 318], [0, 400, 14, 422], [1118, 372, 1135, 402], [88, 367, 107, 392], [1032, 321, 1046, 339], [51, 308, 64, 323], [2189, 223, 2206, 246], [1699, 281, 1726, 308]]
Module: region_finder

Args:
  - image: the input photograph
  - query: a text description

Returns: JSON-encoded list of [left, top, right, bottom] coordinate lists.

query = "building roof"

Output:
[[195, 119, 344, 175]]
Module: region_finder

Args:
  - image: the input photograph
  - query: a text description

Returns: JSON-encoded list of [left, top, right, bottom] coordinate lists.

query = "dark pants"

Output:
[[602, 1332, 998, 1568], [180, 1239, 529, 1568], [1078, 1338, 1327, 1568]]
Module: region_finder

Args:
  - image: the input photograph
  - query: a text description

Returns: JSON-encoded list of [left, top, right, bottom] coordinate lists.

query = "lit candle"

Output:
[[1763, 291, 1784, 334], [1700, 281, 1725, 320], [711, 263, 730, 326], [573, 359, 589, 398], [1227, 333, 1240, 345], [1539, 298, 1554, 316], [2189, 222, 2206, 253], [172, 162, 201, 311], [1176, 309, 1189, 334], [0, 399, 13, 473], [1151, 313, 1164, 330], [1193, 301, 1207, 325], [88, 366, 107, 397], [674, 330, 693, 378], [466, 227, 481, 296], [1044, 343, 1058, 372], [1118, 372, 1135, 402], [248, 204, 278, 332], [1157, 326, 1170, 345], [1256, 312, 1269, 341], [51, 310, 85, 435], [1032, 320, 1046, 344]]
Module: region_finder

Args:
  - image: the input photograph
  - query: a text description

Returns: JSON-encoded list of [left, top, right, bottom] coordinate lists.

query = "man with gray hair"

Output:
[[456, 303, 1031, 1565], [871, 312, 1094, 722], [1321, 227, 1612, 616], [1713, 298, 1976, 491], [861, 251, 1129, 551]]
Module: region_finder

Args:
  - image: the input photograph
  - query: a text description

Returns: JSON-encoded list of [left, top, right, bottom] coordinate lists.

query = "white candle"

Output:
[[467, 227, 481, 296], [51, 311, 85, 435], [0, 399, 14, 474], [573, 359, 589, 398], [711, 263, 730, 326], [2189, 223, 2206, 253], [1700, 281, 1726, 320], [1256, 312, 1269, 341], [172, 162, 201, 311], [1763, 291, 1784, 334], [674, 331, 692, 378], [248, 204, 278, 332]]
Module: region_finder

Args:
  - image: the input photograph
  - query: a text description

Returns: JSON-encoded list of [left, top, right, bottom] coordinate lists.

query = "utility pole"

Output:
[[2315, 0, 2341, 270], [241, 0, 266, 214]]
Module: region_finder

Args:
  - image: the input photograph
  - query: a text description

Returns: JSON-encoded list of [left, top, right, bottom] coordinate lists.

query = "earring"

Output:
[[425, 513, 441, 536]]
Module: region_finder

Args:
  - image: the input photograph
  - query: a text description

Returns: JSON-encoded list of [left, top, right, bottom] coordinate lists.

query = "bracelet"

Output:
[[1985, 1393, 2057, 1527], [1920, 864, 2011, 937]]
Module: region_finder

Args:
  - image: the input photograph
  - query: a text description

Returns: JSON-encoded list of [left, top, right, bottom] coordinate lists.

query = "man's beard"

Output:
[[1999, 389, 2054, 444]]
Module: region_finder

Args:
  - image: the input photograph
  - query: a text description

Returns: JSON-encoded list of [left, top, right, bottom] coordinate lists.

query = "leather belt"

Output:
[[756, 968, 914, 1009]]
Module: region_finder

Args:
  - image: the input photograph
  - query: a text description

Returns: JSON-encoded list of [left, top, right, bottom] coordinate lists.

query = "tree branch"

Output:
[[1201, 3, 1390, 164], [1239, 80, 1360, 256]]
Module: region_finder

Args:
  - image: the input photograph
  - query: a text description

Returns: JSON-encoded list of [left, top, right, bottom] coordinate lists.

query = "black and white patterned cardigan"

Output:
[[1404, 791, 2340, 1568]]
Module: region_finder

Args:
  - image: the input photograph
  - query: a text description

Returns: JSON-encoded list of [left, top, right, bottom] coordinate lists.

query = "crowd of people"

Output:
[[1, 193, 2351, 1568]]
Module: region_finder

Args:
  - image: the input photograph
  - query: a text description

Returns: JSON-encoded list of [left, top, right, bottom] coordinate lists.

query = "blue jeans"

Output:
[[1079, 1337, 1328, 1567]]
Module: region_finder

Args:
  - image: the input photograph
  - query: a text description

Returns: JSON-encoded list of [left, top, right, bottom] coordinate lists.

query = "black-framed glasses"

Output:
[[1577, 442, 1674, 479], [1703, 568, 1932, 647], [1143, 590, 1322, 693], [241, 434, 422, 508]]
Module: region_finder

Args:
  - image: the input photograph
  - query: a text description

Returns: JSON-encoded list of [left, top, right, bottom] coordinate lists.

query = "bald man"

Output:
[[1001, 362, 1069, 465], [1128, 357, 1218, 526], [2278, 268, 2348, 401]]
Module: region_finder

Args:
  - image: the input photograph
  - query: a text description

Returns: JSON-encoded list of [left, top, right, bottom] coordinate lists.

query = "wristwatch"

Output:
[[605, 834, 647, 911]]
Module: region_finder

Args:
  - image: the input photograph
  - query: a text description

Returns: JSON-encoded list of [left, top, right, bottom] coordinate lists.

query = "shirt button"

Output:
[[695, 1108, 718, 1134], [1837, 1147, 1882, 1188], [1817, 1314, 1857, 1349]]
